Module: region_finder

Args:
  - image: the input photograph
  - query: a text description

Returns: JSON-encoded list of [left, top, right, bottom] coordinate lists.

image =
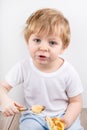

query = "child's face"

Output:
[[27, 33, 65, 66]]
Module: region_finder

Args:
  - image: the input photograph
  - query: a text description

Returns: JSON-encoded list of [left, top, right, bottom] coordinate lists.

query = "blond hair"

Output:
[[24, 8, 70, 48]]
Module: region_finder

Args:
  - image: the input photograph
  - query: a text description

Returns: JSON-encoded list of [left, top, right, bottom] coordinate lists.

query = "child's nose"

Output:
[[39, 43, 48, 51]]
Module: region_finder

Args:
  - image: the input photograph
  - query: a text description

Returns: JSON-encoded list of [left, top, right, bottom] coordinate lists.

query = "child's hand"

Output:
[[60, 118, 70, 129], [1, 98, 23, 117]]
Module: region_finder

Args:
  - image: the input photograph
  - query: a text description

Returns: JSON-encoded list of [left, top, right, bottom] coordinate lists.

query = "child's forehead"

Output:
[[33, 29, 60, 38], [32, 33, 61, 40]]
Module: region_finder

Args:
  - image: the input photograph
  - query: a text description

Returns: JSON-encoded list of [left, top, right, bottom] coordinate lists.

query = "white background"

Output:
[[0, 0, 87, 107]]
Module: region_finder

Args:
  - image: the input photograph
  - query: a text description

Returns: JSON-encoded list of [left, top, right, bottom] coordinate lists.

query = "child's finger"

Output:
[[14, 102, 28, 111], [14, 102, 24, 108]]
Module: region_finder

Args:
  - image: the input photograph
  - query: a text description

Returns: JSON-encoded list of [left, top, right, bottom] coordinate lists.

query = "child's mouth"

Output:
[[39, 55, 46, 58], [38, 55, 47, 60]]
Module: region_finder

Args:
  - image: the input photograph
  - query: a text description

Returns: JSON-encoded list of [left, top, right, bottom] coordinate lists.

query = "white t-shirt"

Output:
[[5, 57, 83, 116]]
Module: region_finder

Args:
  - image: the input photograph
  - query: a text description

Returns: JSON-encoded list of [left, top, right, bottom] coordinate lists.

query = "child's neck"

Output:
[[33, 57, 64, 73]]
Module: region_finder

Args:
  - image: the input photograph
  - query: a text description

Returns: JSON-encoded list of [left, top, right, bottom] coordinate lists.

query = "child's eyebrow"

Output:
[[34, 34, 40, 37], [48, 37, 62, 43], [48, 37, 58, 40]]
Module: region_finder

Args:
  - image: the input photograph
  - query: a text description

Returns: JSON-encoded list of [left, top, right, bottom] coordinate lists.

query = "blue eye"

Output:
[[34, 38, 41, 43], [49, 41, 57, 46]]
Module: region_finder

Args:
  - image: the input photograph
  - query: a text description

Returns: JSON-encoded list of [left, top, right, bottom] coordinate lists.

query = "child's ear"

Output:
[[26, 40, 29, 46], [61, 45, 68, 54], [60, 47, 66, 55]]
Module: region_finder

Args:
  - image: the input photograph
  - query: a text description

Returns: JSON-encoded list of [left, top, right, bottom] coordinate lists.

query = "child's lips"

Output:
[[39, 55, 46, 58], [38, 55, 48, 60]]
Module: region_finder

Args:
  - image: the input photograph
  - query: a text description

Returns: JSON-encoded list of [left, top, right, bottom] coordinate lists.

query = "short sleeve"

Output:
[[66, 68, 84, 97], [5, 62, 23, 87]]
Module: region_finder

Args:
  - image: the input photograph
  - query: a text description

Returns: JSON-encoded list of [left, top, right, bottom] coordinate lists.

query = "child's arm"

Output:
[[62, 94, 82, 129], [0, 81, 23, 116]]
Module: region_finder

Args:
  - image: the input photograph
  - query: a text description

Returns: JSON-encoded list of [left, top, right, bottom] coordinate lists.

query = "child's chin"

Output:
[[37, 60, 48, 64]]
